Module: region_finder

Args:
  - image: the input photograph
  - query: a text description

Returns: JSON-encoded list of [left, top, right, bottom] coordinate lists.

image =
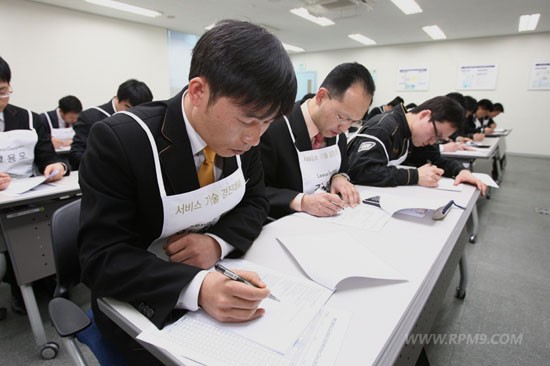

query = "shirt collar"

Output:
[[181, 90, 206, 156], [55, 108, 67, 127], [300, 98, 320, 139]]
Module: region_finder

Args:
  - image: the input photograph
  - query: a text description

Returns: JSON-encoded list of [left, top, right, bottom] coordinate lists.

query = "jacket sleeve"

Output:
[[32, 112, 70, 175], [70, 111, 96, 170], [347, 133, 418, 186], [260, 122, 302, 219], [406, 145, 465, 178]]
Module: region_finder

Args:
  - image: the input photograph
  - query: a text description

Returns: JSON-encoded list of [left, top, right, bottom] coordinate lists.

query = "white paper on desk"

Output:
[[189, 259, 332, 354], [137, 306, 350, 366], [3, 176, 55, 195], [294, 202, 391, 232], [277, 231, 406, 290], [435, 178, 464, 192], [472, 172, 499, 188]]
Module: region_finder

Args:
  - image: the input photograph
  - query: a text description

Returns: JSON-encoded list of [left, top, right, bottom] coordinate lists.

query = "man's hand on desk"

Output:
[[441, 142, 475, 152], [164, 232, 221, 269], [417, 164, 444, 187], [473, 133, 485, 141], [454, 170, 488, 196], [198, 270, 269, 322], [44, 163, 65, 182], [0, 172, 11, 190], [330, 176, 360, 208], [301, 192, 346, 217]]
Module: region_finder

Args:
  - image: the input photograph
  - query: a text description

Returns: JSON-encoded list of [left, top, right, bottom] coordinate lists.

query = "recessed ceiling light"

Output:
[[422, 25, 447, 40], [290, 8, 335, 26], [85, 0, 161, 18], [519, 13, 540, 32], [390, 0, 422, 15], [282, 43, 305, 53], [348, 34, 376, 46]]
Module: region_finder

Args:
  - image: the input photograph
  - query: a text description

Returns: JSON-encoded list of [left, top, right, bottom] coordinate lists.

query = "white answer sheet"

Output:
[[3, 176, 56, 195], [189, 259, 333, 353], [472, 172, 499, 188], [435, 178, 464, 192], [137, 306, 350, 366], [294, 201, 391, 232], [277, 231, 406, 290]]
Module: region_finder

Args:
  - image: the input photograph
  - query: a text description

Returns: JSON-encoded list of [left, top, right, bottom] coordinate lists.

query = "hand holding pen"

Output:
[[198, 264, 276, 323], [418, 160, 444, 187], [215, 263, 280, 302]]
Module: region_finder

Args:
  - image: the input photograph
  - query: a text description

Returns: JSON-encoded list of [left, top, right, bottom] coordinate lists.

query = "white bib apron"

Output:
[[119, 111, 246, 260], [43, 112, 75, 140], [284, 117, 341, 194], [0, 109, 37, 178]]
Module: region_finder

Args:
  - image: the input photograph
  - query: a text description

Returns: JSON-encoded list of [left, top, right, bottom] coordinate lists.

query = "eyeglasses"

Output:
[[431, 120, 445, 143], [0, 86, 13, 99], [328, 94, 363, 126]]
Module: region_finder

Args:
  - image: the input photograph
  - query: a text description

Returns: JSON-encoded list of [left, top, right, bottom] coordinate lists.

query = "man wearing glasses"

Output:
[[347, 96, 486, 195], [260, 62, 375, 219]]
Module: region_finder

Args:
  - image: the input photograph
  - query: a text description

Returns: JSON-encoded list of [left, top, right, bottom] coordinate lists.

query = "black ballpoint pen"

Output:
[[214, 263, 280, 302]]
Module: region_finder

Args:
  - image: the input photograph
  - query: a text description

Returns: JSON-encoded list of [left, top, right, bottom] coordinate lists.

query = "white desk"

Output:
[[441, 137, 499, 160], [99, 183, 479, 366], [0, 173, 80, 359]]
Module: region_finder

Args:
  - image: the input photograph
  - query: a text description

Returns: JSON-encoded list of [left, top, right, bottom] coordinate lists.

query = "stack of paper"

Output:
[[277, 231, 406, 290], [137, 259, 349, 366]]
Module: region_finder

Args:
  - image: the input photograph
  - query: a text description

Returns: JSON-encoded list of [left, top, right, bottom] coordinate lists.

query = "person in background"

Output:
[[438, 92, 474, 152], [260, 62, 374, 219], [0, 55, 69, 315], [481, 102, 504, 133], [69, 79, 153, 170], [78, 20, 296, 364], [347, 96, 486, 195], [365, 95, 404, 121], [405, 102, 417, 111], [41, 95, 82, 149]]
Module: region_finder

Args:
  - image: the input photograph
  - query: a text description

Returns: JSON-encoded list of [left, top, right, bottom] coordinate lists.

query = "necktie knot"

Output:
[[312, 133, 325, 149], [198, 146, 216, 187]]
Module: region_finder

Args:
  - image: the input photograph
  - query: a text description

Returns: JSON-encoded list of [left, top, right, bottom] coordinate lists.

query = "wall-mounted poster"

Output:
[[397, 67, 429, 91], [457, 64, 498, 90], [528, 62, 550, 90]]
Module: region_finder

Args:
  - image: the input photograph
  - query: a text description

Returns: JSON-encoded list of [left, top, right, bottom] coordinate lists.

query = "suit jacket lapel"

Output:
[[157, 90, 199, 195]]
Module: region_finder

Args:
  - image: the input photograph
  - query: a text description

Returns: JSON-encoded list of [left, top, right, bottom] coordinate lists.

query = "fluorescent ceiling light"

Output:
[[348, 34, 376, 46], [422, 25, 447, 40], [290, 8, 335, 26], [519, 13, 540, 32], [282, 43, 305, 53], [390, 0, 422, 15], [85, 0, 162, 18]]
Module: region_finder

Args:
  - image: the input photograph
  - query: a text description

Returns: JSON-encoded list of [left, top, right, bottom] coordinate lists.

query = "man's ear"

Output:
[[187, 77, 208, 107], [418, 109, 432, 123], [314, 87, 329, 106]]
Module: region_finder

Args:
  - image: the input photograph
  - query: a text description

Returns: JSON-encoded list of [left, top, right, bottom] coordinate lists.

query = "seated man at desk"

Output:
[[40, 95, 82, 149], [0, 55, 69, 313], [78, 20, 297, 364], [347, 96, 487, 195], [480, 101, 504, 133], [69, 78, 153, 169], [260, 62, 374, 218]]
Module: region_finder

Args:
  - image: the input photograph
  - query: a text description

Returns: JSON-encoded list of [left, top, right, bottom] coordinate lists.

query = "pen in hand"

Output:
[[214, 263, 280, 302]]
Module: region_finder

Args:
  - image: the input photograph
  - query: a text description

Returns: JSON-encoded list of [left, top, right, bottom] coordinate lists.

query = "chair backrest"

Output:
[[51, 199, 82, 299]]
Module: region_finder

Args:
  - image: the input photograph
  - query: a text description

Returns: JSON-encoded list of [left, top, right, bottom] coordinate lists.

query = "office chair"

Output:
[[47, 199, 126, 366]]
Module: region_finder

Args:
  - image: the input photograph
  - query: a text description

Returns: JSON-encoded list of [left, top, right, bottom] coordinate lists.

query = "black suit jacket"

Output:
[[3, 104, 68, 174], [70, 100, 114, 170], [40, 110, 60, 133], [78, 90, 269, 350], [260, 101, 348, 218]]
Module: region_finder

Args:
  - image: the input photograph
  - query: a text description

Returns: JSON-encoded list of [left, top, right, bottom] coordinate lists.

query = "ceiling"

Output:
[[30, 0, 550, 53]]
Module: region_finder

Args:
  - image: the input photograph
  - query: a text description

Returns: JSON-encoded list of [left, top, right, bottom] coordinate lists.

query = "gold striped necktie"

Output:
[[198, 146, 216, 187]]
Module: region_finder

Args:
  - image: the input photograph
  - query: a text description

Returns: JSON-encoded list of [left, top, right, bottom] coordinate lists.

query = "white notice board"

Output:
[[397, 67, 429, 91], [528, 62, 550, 90], [457, 64, 498, 90]]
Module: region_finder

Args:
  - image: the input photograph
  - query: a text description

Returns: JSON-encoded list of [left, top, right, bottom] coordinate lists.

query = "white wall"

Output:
[[290, 33, 550, 157], [0, 0, 170, 112]]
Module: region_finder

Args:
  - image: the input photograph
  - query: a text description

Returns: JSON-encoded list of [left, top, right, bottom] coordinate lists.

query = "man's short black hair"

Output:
[[189, 20, 297, 119], [411, 96, 465, 130], [493, 102, 504, 113], [388, 96, 404, 107], [445, 92, 466, 109], [477, 99, 494, 112], [320, 62, 376, 100], [0, 56, 12, 83], [117, 79, 153, 106], [58, 95, 83, 114]]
